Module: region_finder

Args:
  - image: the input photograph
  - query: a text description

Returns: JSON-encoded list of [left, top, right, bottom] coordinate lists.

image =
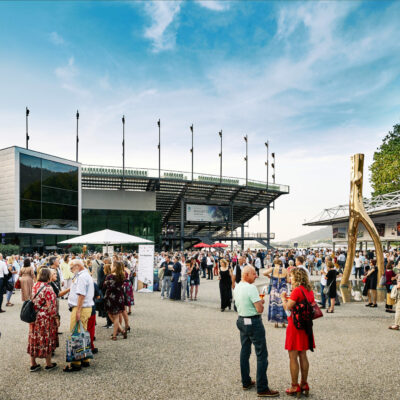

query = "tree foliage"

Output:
[[369, 123, 400, 196]]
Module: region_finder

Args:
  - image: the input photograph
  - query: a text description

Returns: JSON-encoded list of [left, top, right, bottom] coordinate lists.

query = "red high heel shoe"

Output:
[[300, 382, 310, 397], [285, 383, 301, 397]]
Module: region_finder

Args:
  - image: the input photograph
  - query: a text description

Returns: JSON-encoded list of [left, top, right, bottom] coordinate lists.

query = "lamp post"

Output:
[[219, 130, 222, 184], [76, 110, 79, 162], [190, 124, 194, 181], [157, 119, 161, 180], [26, 107, 30, 149], [265, 141, 269, 190], [244, 134, 248, 185], [122, 115, 125, 181]]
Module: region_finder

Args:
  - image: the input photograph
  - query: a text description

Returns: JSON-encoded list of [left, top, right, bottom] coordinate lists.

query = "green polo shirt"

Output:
[[233, 281, 260, 317]]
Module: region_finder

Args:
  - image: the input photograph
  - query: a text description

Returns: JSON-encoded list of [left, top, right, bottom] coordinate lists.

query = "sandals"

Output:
[[111, 336, 117, 341], [389, 325, 400, 330]]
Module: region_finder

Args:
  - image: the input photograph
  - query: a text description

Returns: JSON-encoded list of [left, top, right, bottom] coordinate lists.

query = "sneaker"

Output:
[[243, 380, 255, 390], [30, 364, 41, 372], [45, 363, 57, 371], [257, 389, 280, 397]]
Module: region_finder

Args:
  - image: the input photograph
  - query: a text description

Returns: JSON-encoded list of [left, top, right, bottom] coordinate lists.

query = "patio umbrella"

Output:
[[193, 242, 210, 248], [211, 243, 228, 248], [58, 229, 153, 252]]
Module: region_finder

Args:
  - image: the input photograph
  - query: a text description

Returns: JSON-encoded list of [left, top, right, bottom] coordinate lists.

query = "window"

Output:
[[19, 153, 79, 230]]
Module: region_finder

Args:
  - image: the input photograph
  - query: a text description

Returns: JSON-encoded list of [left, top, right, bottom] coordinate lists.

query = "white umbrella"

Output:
[[58, 229, 153, 249]]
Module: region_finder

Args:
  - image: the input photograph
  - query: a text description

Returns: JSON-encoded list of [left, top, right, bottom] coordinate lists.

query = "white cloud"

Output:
[[55, 57, 77, 80], [49, 31, 65, 45], [196, 1, 229, 11], [54, 57, 90, 97], [143, 1, 182, 52]]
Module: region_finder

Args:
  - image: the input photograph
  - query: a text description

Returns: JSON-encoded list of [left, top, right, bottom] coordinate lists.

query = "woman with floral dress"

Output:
[[104, 261, 127, 341], [123, 263, 134, 315], [264, 258, 288, 328], [27, 268, 58, 372]]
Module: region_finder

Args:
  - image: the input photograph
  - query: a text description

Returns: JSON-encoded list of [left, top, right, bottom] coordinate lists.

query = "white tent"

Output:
[[312, 242, 333, 248], [58, 229, 153, 246]]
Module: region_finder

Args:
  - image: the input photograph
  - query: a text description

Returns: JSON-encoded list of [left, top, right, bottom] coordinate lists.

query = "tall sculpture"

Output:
[[340, 154, 384, 293]]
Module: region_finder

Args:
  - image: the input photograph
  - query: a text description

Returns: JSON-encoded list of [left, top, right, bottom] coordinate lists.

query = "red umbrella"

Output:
[[193, 242, 210, 248], [211, 243, 228, 248]]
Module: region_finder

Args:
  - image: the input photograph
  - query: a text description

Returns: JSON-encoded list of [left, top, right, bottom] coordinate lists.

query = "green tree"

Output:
[[369, 123, 400, 196]]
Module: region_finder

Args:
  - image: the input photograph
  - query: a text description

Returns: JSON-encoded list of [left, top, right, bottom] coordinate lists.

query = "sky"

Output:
[[0, 0, 400, 241]]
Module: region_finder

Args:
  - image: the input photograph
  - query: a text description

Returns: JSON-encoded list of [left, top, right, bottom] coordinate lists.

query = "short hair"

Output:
[[23, 258, 31, 268], [326, 261, 334, 269], [273, 258, 283, 266], [37, 268, 51, 283], [288, 260, 294, 266], [296, 256, 304, 264], [49, 256, 57, 266], [70, 259, 84, 269]]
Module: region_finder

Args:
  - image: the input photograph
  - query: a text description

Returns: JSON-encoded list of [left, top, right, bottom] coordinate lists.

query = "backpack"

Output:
[[291, 288, 314, 330], [20, 285, 46, 323]]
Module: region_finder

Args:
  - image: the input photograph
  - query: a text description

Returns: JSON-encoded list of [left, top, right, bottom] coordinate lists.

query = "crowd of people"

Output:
[[1, 244, 400, 390], [0, 252, 137, 372]]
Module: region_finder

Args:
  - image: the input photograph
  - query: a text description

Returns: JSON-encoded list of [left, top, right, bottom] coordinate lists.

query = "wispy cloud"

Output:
[[143, 1, 182, 52], [54, 57, 90, 97], [49, 31, 65, 45], [196, 0, 230, 11]]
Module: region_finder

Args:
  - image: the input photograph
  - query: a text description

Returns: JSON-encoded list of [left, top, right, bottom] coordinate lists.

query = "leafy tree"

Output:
[[369, 123, 400, 196]]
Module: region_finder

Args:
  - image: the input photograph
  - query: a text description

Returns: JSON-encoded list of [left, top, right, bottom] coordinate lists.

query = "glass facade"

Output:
[[82, 209, 161, 243], [19, 153, 79, 230]]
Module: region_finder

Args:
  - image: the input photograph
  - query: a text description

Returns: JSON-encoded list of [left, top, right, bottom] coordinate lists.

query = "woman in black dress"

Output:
[[218, 258, 233, 311], [169, 256, 182, 300], [365, 259, 378, 307], [325, 261, 338, 313], [103, 261, 127, 340]]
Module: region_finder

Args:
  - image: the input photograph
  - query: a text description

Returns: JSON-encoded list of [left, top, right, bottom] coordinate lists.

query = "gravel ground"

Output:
[[1, 273, 399, 400]]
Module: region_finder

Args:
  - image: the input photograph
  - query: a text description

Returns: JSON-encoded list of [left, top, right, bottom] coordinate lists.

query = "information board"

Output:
[[186, 204, 230, 223], [137, 244, 155, 292]]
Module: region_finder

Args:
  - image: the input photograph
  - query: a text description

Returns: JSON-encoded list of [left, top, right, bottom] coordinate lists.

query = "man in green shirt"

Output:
[[234, 265, 279, 398]]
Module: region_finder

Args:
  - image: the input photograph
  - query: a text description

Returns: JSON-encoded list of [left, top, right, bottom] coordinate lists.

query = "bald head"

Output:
[[242, 265, 257, 283]]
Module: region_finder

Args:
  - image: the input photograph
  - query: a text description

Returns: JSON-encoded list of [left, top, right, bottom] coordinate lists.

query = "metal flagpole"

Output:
[[26, 107, 30, 149], [122, 115, 125, 183], [244, 135, 248, 185], [190, 124, 194, 181], [158, 119, 161, 180], [76, 110, 79, 162], [219, 130, 222, 184]]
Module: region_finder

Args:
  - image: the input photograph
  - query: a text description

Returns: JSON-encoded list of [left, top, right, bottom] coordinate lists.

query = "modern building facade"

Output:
[[0, 145, 289, 252]]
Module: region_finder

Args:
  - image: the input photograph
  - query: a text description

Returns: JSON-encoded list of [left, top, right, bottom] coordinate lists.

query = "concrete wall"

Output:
[[0, 147, 16, 233], [82, 189, 156, 211]]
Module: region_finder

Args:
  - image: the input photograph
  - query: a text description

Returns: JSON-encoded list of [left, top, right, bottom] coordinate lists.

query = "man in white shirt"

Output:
[[0, 253, 10, 312], [65, 259, 94, 372], [295, 256, 311, 279]]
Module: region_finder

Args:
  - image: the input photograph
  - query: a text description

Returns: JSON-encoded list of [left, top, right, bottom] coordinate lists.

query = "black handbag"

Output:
[[20, 285, 46, 323], [5, 279, 14, 292]]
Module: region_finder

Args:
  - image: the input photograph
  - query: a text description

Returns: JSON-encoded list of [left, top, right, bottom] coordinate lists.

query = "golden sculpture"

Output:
[[340, 154, 385, 301]]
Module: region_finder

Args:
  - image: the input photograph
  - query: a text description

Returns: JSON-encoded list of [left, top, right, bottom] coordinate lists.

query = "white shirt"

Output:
[[320, 265, 328, 286], [297, 264, 311, 279], [0, 260, 8, 278], [68, 269, 94, 308]]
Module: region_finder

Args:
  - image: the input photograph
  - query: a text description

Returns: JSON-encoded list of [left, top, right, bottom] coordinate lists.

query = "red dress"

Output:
[[27, 282, 57, 358], [285, 286, 316, 351]]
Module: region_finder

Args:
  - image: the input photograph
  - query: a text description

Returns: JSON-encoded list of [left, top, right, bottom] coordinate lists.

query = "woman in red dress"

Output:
[[27, 268, 58, 372], [281, 268, 315, 397]]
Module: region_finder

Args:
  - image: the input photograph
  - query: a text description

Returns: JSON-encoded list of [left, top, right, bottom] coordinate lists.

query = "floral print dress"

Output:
[[103, 274, 125, 315], [27, 282, 57, 358], [123, 271, 134, 306]]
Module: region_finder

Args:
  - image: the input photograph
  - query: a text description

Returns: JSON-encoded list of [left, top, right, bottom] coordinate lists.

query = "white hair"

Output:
[[70, 259, 84, 268]]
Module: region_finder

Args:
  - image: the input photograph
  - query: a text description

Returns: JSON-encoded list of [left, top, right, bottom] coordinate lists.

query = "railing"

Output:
[[81, 164, 289, 193]]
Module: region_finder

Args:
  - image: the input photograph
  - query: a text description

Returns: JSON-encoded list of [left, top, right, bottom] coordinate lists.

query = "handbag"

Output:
[[20, 285, 46, 323], [390, 285, 398, 300], [66, 321, 93, 362], [15, 278, 21, 289], [323, 282, 332, 295], [5, 279, 14, 292]]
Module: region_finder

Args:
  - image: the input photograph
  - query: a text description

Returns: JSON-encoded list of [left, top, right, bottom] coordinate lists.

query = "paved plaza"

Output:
[[1, 274, 398, 400]]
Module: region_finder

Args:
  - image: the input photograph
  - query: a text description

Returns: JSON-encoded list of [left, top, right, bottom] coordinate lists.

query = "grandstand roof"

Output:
[[304, 190, 400, 226], [81, 164, 289, 240]]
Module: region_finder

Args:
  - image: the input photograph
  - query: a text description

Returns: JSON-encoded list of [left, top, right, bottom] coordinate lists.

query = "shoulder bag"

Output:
[[390, 285, 398, 300], [20, 284, 46, 323]]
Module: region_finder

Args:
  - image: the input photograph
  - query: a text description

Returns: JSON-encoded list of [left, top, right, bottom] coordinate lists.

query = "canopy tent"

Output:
[[211, 243, 228, 248], [312, 242, 333, 248], [58, 229, 153, 247]]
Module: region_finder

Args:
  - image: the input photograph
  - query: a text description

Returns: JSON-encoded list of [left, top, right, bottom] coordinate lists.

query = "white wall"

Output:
[[0, 147, 16, 233], [82, 189, 156, 211]]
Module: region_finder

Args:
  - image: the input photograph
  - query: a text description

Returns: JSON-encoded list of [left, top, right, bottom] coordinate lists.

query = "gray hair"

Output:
[[288, 260, 294, 266], [70, 259, 84, 269]]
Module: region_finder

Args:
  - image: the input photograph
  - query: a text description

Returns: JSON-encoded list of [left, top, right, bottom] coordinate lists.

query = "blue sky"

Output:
[[1, 0, 400, 239]]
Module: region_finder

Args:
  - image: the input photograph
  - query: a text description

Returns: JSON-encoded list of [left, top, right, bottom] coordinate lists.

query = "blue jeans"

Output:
[[320, 284, 326, 307], [236, 316, 269, 393]]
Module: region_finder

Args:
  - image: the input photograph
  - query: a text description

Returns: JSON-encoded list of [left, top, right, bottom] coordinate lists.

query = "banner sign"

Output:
[[137, 244, 154, 292], [186, 204, 230, 223]]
